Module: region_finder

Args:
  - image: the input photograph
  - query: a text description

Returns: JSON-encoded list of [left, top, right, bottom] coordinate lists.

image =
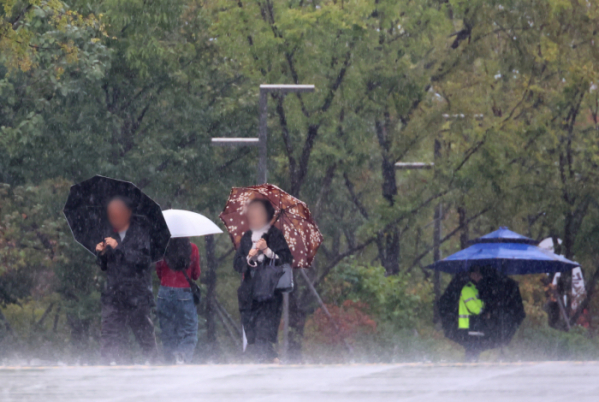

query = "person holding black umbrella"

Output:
[[64, 176, 171, 363], [95, 196, 158, 364]]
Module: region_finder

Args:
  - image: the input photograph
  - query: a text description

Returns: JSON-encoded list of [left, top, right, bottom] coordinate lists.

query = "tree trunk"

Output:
[[287, 287, 308, 363], [561, 212, 574, 325], [66, 313, 91, 358], [376, 118, 400, 276], [381, 157, 398, 206], [458, 206, 469, 249], [0, 308, 14, 337], [53, 306, 61, 333], [377, 229, 400, 276]]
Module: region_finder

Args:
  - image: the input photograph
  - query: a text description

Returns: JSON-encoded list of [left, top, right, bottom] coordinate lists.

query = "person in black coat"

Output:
[[439, 266, 526, 360], [95, 196, 157, 363], [477, 267, 525, 347], [234, 199, 293, 363]]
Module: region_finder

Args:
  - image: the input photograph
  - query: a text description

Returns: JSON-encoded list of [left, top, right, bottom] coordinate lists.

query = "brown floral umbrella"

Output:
[[219, 183, 323, 268]]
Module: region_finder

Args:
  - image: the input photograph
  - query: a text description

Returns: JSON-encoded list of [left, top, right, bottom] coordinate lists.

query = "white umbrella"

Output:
[[162, 209, 223, 238]]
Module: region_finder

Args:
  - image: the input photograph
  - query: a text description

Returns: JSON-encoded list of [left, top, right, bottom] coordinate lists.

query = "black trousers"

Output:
[[460, 329, 485, 362], [464, 343, 482, 362], [100, 302, 157, 363], [242, 292, 283, 362]]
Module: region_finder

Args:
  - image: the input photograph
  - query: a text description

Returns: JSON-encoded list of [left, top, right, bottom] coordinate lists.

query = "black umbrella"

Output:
[[63, 175, 170, 262], [438, 269, 526, 351], [433, 228, 572, 353], [477, 267, 526, 347]]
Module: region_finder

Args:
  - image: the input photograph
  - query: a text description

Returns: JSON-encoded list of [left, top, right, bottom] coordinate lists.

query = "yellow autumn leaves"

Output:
[[1, 0, 107, 74]]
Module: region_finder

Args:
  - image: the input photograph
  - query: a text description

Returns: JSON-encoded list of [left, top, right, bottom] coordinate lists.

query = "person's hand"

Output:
[[104, 237, 118, 249], [248, 248, 259, 258], [255, 238, 268, 251], [96, 242, 106, 253]]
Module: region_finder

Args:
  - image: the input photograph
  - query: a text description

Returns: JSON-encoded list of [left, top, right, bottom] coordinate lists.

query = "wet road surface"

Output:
[[1, 361, 598, 402]]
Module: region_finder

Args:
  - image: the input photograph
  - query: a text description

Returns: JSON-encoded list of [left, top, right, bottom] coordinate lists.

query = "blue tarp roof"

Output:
[[430, 227, 579, 275], [472, 227, 538, 245]]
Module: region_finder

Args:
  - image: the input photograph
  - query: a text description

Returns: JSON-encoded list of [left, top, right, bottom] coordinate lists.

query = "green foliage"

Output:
[[327, 262, 434, 330], [302, 262, 441, 362], [508, 321, 599, 361], [2, 0, 599, 362], [0, 0, 106, 73], [0, 180, 73, 302]]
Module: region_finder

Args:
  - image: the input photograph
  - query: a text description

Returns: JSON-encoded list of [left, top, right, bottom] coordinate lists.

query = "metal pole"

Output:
[[258, 86, 286, 358], [205, 235, 217, 347], [282, 293, 290, 359], [394, 159, 440, 321], [258, 89, 268, 185], [433, 203, 442, 323], [256, 84, 314, 361], [211, 138, 260, 146], [395, 162, 434, 170], [216, 84, 314, 361], [555, 290, 572, 331], [433, 138, 442, 324]]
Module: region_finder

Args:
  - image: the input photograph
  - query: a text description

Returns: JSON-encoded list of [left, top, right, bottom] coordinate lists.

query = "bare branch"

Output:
[[343, 172, 369, 219], [408, 207, 490, 270], [313, 237, 377, 289]]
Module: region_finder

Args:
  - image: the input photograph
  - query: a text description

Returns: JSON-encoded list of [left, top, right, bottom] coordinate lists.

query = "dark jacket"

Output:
[[478, 272, 525, 346], [440, 269, 525, 350], [233, 226, 293, 276], [97, 221, 153, 307], [233, 226, 292, 347], [233, 226, 293, 311]]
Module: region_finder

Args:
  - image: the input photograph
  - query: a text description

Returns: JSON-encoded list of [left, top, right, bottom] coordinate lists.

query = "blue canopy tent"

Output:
[[430, 227, 579, 350], [430, 227, 579, 275]]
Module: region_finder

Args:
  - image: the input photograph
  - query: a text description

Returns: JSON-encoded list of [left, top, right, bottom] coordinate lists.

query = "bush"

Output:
[[302, 262, 599, 363], [303, 262, 448, 362]]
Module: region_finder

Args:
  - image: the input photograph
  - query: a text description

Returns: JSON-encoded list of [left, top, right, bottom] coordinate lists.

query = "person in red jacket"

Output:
[[156, 238, 200, 363]]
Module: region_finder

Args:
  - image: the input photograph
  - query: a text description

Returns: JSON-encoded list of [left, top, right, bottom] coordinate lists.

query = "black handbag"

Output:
[[182, 270, 201, 306], [252, 258, 284, 302], [276, 262, 294, 293]]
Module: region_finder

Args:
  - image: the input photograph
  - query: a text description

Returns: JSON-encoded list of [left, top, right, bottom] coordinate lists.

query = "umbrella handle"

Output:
[[247, 256, 258, 267]]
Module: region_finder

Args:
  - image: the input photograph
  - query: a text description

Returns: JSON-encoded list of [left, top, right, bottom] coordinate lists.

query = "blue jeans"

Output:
[[157, 286, 198, 363]]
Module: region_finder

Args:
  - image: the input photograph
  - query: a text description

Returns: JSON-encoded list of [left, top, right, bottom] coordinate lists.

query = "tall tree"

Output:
[[432, 0, 599, 328]]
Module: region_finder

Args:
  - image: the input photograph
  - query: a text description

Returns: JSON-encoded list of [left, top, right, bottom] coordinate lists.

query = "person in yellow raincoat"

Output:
[[459, 266, 485, 361]]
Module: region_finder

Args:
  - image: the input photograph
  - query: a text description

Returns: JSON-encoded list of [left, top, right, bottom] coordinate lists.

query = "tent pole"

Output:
[[555, 290, 572, 331], [500, 261, 505, 360], [282, 292, 290, 360], [433, 202, 442, 324]]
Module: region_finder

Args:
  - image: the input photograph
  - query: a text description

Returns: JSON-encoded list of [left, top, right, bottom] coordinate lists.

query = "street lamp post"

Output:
[[394, 162, 434, 170], [395, 160, 442, 323], [212, 84, 314, 185], [258, 85, 315, 183], [212, 84, 315, 361], [259, 84, 314, 361]]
